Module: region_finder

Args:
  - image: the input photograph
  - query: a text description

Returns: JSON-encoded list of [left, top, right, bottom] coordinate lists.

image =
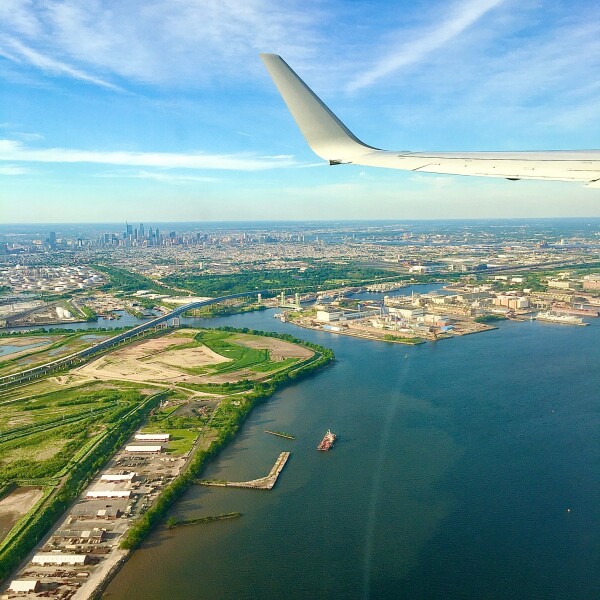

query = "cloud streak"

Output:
[[0, 140, 299, 171], [347, 0, 506, 92], [0, 35, 123, 91], [0, 0, 321, 88], [96, 170, 218, 183]]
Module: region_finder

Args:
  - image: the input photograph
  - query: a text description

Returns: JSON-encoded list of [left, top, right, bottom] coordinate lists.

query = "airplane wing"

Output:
[[260, 53, 600, 186]]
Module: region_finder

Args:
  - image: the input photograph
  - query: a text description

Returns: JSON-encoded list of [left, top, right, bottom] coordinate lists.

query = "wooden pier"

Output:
[[196, 452, 290, 490]]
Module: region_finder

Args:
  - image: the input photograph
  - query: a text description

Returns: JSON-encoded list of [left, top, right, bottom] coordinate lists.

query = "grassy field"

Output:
[[191, 330, 300, 376], [0, 382, 158, 482], [0, 325, 332, 578], [0, 328, 309, 484]]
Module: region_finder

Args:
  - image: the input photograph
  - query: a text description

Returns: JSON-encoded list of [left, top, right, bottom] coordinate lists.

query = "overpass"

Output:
[[0, 291, 267, 389]]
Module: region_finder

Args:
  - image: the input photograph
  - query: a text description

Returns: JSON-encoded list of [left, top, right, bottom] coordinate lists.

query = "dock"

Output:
[[196, 452, 290, 490], [264, 430, 295, 440]]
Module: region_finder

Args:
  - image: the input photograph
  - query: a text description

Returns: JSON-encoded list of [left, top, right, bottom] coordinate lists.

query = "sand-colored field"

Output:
[[153, 345, 229, 369], [70, 330, 315, 386], [75, 333, 231, 384], [233, 335, 314, 360]]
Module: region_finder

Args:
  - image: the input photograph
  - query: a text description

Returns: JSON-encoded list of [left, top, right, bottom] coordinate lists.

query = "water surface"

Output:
[[102, 307, 600, 600]]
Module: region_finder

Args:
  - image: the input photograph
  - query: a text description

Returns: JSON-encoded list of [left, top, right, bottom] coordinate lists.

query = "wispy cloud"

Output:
[[0, 35, 124, 91], [0, 139, 298, 171], [0, 0, 322, 88], [347, 0, 506, 92], [96, 170, 218, 183]]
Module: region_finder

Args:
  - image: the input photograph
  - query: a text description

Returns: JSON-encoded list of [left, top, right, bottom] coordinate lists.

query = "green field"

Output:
[[163, 264, 402, 296], [192, 330, 300, 375], [0, 325, 334, 578], [0, 382, 156, 482]]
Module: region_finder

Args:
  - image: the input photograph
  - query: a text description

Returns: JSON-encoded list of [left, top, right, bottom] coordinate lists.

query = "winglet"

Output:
[[260, 54, 376, 163]]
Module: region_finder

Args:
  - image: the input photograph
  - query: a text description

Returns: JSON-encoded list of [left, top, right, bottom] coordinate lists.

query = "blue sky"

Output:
[[1, 0, 599, 223]]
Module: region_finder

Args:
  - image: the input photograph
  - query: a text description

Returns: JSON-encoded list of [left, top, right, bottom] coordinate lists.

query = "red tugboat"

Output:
[[317, 429, 336, 451]]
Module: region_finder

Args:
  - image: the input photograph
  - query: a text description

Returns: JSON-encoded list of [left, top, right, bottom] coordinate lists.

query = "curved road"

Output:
[[0, 291, 267, 388]]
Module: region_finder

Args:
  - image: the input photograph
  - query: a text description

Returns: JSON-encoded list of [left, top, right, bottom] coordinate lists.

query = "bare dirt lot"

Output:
[[0, 487, 44, 543], [75, 332, 230, 384]]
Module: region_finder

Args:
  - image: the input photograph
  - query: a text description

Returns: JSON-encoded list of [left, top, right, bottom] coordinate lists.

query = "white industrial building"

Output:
[[408, 265, 431, 273], [32, 553, 90, 566], [100, 472, 136, 482], [8, 580, 42, 593], [125, 445, 163, 453], [315, 309, 344, 322], [125, 444, 162, 454], [86, 489, 131, 499], [134, 433, 170, 442], [387, 306, 424, 321]]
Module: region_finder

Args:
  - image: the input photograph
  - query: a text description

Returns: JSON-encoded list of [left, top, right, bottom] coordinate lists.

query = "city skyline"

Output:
[[1, 0, 600, 222]]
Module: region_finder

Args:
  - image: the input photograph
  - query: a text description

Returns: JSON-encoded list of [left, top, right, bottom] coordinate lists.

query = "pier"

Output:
[[265, 430, 295, 440], [197, 452, 290, 490]]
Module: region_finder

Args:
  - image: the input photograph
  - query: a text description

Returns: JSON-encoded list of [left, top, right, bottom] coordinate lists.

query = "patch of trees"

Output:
[[92, 264, 183, 296], [474, 314, 507, 323], [164, 265, 400, 296]]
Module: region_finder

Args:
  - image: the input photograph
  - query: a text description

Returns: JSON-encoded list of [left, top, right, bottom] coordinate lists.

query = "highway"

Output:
[[0, 291, 267, 388]]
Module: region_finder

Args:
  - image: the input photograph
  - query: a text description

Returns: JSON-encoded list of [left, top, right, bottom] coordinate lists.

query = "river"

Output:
[[15, 286, 599, 599]]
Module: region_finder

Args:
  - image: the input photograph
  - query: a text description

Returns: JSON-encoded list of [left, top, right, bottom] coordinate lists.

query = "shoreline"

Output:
[[288, 319, 497, 344], [0, 327, 334, 598]]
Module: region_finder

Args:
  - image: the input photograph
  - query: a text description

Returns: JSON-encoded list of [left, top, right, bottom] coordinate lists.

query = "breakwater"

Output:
[[196, 452, 290, 490]]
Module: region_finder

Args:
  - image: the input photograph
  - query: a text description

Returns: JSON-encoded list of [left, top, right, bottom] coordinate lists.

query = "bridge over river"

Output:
[[0, 291, 267, 389]]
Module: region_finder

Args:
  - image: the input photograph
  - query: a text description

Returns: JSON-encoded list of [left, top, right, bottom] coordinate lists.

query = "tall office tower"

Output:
[[126, 222, 133, 235], [139, 223, 145, 239], [155, 228, 160, 243], [134, 228, 138, 241], [48, 231, 57, 248]]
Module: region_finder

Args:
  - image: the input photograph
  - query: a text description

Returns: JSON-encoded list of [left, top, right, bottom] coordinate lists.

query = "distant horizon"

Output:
[[4, 216, 600, 227]]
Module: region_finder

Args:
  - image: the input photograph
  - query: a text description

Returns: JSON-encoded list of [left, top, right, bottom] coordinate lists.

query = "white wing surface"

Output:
[[260, 53, 600, 185]]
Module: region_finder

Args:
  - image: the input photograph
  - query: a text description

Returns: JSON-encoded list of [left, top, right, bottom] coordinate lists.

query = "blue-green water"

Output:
[[88, 303, 599, 599], [0, 340, 50, 357]]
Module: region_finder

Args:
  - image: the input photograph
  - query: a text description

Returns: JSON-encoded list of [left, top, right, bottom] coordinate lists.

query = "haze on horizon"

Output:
[[1, 0, 600, 223]]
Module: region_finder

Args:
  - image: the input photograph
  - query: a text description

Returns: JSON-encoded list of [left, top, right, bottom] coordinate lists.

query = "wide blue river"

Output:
[[87, 288, 599, 599]]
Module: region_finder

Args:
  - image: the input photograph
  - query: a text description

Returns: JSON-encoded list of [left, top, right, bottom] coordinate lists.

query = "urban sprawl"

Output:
[[1, 219, 600, 598]]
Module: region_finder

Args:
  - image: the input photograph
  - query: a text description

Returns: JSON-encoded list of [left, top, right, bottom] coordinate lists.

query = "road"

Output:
[[0, 291, 267, 388]]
